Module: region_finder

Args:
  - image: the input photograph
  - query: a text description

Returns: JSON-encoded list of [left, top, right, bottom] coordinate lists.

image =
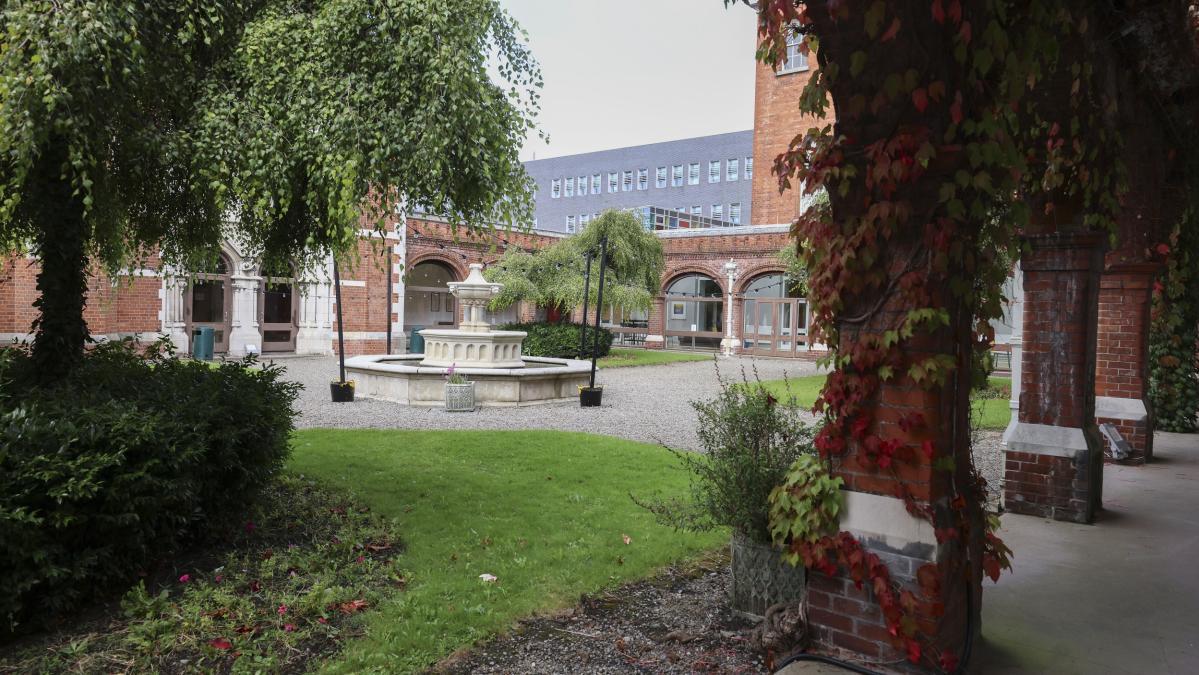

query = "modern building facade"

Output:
[[524, 131, 755, 233]]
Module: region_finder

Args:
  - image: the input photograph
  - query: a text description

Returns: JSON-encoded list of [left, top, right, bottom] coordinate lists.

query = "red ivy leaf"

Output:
[[912, 88, 928, 113], [940, 650, 960, 671], [931, 0, 945, 23], [906, 638, 922, 663], [881, 17, 901, 42], [1156, 243, 1170, 255], [209, 638, 233, 650], [948, 0, 962, 23], [950, 91, 964, 124], [921, 440, 936, 460]]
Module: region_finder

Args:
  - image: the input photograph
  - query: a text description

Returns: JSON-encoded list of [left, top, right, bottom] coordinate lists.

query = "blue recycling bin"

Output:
[[408, 325, 425, 355], [191, 327, 215, 361]]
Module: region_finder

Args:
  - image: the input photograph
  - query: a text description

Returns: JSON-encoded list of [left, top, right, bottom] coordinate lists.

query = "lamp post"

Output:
[[720, 259, 739, 357]]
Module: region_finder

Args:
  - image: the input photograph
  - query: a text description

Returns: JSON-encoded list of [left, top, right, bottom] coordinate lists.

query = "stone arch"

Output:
[[662, 267, 727, 295], [735, 264, 790, 294], [406, 252, 468, 281]]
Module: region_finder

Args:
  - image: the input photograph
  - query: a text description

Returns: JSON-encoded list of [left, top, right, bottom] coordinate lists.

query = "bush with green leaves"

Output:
[[0, 339, 300, 635], [634, 374, 816, 543], [498, 321, 614, 359], [768, 455, 845, 565], [1150, 214, 1199, 432]]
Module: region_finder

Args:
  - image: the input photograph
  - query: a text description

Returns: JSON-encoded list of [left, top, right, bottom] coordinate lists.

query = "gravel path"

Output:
[[275, 354, 824, 452]]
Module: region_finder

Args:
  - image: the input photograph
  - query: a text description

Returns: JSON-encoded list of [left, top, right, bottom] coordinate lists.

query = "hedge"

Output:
[[498, 321, 614, 359]]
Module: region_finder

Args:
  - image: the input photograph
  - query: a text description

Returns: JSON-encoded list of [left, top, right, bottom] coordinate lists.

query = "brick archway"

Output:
[[662, 266, 727, 295], [406, 253, 467, 281], [735, 264, 788, 294]]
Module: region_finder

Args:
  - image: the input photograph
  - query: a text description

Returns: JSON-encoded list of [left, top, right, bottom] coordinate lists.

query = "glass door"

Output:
[[186, 257, 232, 353], [260, 279, 297, 352]]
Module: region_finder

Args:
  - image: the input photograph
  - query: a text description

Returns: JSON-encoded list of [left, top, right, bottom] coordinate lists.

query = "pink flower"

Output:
[[283, 623, 295, 632], [178, 574, 190, 583], [277, 604, 287, 616], [356, 555, 365, 564], [214, 575, 223, 584]]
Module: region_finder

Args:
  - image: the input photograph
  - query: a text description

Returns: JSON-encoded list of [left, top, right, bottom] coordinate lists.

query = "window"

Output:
[[656, 166, 667, 188], [608, 172, 618, 193], [671, 165, 683, 187], [551, 178, 561, 199], [565, 177, 575, 197], [578, 176, 588, 197], [712, 203, 724, 221], [622, 170, 633, 192], [637, 168, 648, 190], [591, 174, 601, 195], [709, 160, 721, 183], [779, 24, 808, 74], [580, 214, 590, 226], [745, 157, 754, 180], [688, 162, 700, 185], [691, 205, 702, 216], [664, 273, 724, 350], [566, 215, 576, 233], [727, 158, 740, 182], [729, 202, 742, 225]]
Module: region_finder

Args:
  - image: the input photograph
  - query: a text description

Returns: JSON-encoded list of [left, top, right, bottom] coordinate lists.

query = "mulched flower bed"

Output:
[[0, 474, 405, 674], [436, 551, 769, 674]]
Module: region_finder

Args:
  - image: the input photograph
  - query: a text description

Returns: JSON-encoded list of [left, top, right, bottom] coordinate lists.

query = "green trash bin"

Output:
[[191, 327, 215, 361], [408, 325, 425, 355]]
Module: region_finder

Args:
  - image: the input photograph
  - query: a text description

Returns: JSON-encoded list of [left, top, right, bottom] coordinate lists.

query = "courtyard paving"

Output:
[[278, 353, 823, 452]]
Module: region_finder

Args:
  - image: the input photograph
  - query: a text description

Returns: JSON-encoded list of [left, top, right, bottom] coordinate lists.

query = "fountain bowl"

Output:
[[344, 354, 593, 407]]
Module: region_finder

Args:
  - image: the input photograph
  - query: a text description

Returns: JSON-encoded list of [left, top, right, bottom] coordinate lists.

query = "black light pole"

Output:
[[333, 258, 346, 384], [589, 237, 608, 389], [579, 248, 594, 357], [384, 249, 393, 355]]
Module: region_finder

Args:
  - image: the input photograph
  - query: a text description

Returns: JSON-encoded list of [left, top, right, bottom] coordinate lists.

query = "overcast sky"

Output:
[[498, 0, 758, 161]]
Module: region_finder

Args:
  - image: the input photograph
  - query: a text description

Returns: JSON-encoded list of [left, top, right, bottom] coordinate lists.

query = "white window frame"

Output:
[[745, 157, 754, 180], [712, 203, 723, 221], [729, 202, 742, 225], [622, 170, 633, 192], [691, 205, 702, 216], [591, 174, 601, 195], [671, 164, 683, 187], [551, 178, 561, 199], [637, 168, 648, 191], [656, 166, 667, 188], [688, 162, 700, 185], [708, 160, 720, 183], [567, 215, 576, 233], [608, 172, 618, 193], [778, 24, 809, 74], [565, 177, 575, 197], [727, 158, 740, 182]]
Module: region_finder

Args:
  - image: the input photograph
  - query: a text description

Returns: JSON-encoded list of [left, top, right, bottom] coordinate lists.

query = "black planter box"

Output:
[[330, 381, 355, 403], [579, 386, 603, 407]]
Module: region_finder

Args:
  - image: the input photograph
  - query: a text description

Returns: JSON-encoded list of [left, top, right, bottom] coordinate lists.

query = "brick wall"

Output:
[[750, 50, 833, 226], [1094, 267, 1156, 464]]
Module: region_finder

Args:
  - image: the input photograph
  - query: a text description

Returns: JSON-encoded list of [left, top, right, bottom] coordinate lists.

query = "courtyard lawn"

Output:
[[597, 347, 712, 368], [749, 375, 1013, 430], [289, 429, 725, 673]]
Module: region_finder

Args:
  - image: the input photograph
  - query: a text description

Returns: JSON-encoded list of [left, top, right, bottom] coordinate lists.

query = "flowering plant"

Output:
[[444, 363, 468, 385]]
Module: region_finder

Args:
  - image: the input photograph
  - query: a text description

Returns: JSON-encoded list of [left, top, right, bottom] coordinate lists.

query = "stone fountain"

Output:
[[343, 263, 591, 407], [418, 263, 527, 369]]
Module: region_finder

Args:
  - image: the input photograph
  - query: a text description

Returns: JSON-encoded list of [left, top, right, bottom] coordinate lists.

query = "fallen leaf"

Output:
[[338, 599, 369, 614], [621, 534, 632, 545], [209, 638, 233, 650], [479, 573, 498, 583]]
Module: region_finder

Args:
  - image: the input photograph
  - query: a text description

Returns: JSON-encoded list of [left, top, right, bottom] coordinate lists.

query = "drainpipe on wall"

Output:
[[720, 259, 739, 357]]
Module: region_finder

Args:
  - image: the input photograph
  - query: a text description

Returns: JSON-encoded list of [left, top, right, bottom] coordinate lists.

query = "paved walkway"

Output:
[[277, 354, 823, 451]]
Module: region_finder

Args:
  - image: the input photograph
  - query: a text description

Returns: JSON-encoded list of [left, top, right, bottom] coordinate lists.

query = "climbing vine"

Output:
[[745, 0, 1128, 670], [1149, 210, 1199, 432]]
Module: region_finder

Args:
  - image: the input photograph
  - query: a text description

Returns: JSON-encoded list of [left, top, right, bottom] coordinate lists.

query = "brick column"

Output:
[[1004, 232, 1105, 523], [644, 297, 665, 350], [1094, 265, 1157, 464], [807, 327, 983, 665]]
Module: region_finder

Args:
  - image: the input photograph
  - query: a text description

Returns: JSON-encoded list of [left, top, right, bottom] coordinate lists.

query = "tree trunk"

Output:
[[31, 139, 90, 382]]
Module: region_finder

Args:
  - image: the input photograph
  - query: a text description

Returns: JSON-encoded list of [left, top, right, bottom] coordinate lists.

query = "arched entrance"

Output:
[[185, 255, 232, 354], [664, 273, 724, 350], [741, 271, 809, 356], [259, 264, 298, 353], [404, 261, 460, 333]]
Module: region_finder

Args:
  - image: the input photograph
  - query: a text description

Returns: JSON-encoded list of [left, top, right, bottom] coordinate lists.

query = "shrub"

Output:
[[0, 339, 299, 635], [498, 321, 614, 359], [634, 372, 816, 543]]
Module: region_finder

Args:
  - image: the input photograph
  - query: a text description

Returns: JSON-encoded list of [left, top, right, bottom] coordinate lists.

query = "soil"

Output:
[[436, 551, 770, 675]]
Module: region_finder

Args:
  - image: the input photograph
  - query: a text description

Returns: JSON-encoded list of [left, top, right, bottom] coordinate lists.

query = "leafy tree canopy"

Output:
[[0, 0, 540, 378], [485, 210, 664, 315]]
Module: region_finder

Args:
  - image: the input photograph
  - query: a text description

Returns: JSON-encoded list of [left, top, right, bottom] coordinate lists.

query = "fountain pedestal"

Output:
[[418, 263, 527, 369]]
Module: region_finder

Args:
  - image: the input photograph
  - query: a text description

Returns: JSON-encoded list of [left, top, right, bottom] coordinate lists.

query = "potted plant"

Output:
[[330, 379, 355, 402], [444, 363, 475, 412], [633, 373, 815, 618], [579, 384, 603, 407]]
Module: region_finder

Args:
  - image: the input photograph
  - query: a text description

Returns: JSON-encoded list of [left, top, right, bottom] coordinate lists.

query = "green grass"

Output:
[[748, 374, 1013, 430], [596, 347, 712, 368], [289, 429, 725, 673]]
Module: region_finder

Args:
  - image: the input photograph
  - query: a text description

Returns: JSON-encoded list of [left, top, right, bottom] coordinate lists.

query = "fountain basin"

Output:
[[344, 354, 593, 407]]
